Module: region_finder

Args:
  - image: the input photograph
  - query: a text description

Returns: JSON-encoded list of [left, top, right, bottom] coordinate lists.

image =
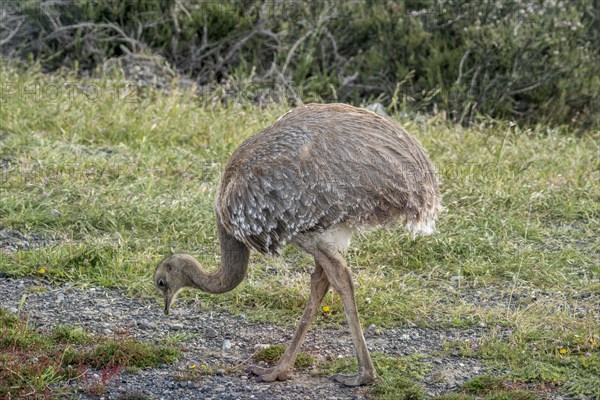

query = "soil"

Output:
[[0, 275, 568, 400], [0, 228, 574, 399]]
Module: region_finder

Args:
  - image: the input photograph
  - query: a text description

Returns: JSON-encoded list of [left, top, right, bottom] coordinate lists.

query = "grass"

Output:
[[0, 61, 598, 398], [254, 344, 316, 368], [0, 307, 180, 399], [432, 374, 542, 399], [323, 353, 430, 400]]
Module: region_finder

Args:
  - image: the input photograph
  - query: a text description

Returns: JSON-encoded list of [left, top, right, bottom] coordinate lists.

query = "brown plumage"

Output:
[[217, 103, 439, 255], [155, 103, 440, 386]]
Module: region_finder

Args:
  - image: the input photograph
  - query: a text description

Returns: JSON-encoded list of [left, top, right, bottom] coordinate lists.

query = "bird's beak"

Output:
[[163, 291, 172, 316]]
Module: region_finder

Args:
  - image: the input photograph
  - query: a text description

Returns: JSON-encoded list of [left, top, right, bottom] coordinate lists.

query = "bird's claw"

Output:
[[331, 372, 376, 387], [247, 365, 292, 382]]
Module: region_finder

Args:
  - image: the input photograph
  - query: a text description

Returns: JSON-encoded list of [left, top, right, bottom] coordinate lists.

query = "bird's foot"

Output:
[[247, 365, 292, 382], [331, 372, 376, 387]]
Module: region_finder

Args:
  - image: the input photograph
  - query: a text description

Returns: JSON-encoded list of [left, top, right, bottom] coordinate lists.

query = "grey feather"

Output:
[[216, 103, 440, 255]]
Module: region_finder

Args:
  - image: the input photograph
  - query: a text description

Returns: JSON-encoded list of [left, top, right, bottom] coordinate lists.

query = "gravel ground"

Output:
[[0, 227, 580, 399], [0, 276, 498, 400]]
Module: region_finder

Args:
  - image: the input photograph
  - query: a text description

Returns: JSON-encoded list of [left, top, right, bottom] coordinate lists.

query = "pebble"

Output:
[[169, 323, 184, 330], [0, 273, 574, 400], [138, 319, 151, 329]]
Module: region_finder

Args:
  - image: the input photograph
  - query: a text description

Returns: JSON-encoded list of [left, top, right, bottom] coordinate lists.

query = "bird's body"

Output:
[[217, 103, 439, 255], [155, 103, 440, 386]]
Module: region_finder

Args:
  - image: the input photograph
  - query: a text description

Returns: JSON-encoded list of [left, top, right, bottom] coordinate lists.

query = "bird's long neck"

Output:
[[188, 219, 250, 294]]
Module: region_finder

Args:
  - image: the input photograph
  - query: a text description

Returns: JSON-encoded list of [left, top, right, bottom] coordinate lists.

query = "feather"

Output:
[[216, 103, 440, 255]]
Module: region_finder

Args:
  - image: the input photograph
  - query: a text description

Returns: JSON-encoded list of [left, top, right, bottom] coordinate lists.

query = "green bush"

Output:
[[1, 0, 597, 128]]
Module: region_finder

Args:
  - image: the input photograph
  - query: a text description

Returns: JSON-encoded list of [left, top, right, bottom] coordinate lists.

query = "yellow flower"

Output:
[[559, 348, 567, 355], [190, 364, 197, 369], [38, 268, 46, 274], [322, 306, 330, 313]]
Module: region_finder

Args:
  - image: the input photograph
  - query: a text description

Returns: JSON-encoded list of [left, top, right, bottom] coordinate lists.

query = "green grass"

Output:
[[0, 61, 599, 398], [323, 353, 430, 400], [254, 344, 316, 368], [0, 307, 180, 399]]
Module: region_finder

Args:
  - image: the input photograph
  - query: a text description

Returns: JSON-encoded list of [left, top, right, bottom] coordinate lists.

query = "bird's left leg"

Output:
[[248, 262, 330, 382], [315, 243, 376, 386]]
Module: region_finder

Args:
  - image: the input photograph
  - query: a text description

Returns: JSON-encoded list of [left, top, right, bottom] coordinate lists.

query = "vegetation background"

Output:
[[0, 0, 598, 399], [1, 0, 598, 129]]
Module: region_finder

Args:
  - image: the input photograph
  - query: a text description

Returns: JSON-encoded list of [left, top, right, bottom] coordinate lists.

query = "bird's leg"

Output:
[[248, 263, 330, 382], [315, 244, 376, 387]]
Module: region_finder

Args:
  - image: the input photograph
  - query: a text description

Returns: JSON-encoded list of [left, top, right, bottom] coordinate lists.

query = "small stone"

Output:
[[478, 321, 486, 328], [450, 276, 461, 282], [138, 319, 151, 329], [50, 209, 62, 218], [215, 369, 225, 376], [222, 339, 232, 350], [169, 323, 183, 331]]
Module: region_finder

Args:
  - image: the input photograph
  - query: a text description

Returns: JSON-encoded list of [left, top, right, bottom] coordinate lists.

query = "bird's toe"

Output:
[[248, 365, 292, 382], [331, 372, 375, 386], [247, 365, 271, 376]]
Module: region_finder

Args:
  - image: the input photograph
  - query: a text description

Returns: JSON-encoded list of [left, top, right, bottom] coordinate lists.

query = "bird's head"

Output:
[[154, 253, 197, 315]]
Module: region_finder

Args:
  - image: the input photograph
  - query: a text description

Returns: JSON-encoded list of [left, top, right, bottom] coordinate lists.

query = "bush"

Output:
[[1, 0, 597, 128]]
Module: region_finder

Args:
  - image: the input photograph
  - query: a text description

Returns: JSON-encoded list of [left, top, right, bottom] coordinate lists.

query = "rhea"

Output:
[[154, 103, 440, 386]]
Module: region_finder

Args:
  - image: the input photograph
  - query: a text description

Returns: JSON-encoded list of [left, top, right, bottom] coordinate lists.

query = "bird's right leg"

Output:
[[248, 262, 329, 382]]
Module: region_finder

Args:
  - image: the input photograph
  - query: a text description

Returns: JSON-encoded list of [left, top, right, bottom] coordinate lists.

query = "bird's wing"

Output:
[[216, 106, 439, 255], [217, 158, 321, 255]]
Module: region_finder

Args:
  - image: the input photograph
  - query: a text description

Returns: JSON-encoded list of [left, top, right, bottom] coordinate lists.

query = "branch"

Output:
[[0, 17, 24, 46], [282, 30, 312, 77], [42, 22, 146, 53], [455, 49, 471, 86]]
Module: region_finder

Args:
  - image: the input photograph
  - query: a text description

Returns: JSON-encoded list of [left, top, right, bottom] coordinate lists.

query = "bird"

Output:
[[154, 103, 440, 386]]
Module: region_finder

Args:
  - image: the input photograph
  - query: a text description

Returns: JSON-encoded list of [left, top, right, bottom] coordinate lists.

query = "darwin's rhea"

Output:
[[155, 103, 440, 386]]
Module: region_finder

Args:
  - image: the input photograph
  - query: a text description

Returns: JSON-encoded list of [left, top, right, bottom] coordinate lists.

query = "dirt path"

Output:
[[0, 276, 564, 399]]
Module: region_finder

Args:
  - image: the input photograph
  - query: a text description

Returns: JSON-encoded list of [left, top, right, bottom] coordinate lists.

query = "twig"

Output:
[[282, 30, 312, 77], [0, 17, 24, 46], [508, 80, 544, 96], [213, 29, 259, 76], [42, 22, 146, 53], [455, 49, 471, 86], [230, 348, 263, 371]]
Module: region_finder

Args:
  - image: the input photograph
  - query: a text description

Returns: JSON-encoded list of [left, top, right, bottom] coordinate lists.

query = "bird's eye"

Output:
[[157, 279, 165, 288]]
